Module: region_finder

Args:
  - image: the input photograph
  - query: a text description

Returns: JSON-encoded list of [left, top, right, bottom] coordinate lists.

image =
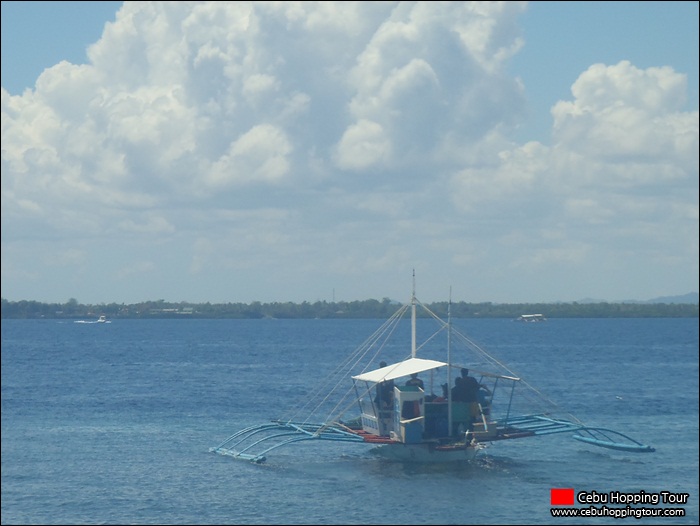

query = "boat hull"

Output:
[[370, 441, 483, 463]]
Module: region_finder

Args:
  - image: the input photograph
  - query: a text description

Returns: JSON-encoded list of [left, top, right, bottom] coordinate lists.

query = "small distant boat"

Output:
[[516, 313, 546, 322], [211, 273, 653, 464], [74, 315, 110, 324]]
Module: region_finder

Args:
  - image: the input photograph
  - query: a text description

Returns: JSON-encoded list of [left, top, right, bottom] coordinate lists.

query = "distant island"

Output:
[[1, 296, 697, 319]]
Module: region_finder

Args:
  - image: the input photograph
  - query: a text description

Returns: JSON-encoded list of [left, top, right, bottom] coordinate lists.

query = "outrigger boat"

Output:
[[211, 274, 655, 463]]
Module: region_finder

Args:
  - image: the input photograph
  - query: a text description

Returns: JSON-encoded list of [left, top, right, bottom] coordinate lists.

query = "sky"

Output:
[[1, 1, 698, 305]]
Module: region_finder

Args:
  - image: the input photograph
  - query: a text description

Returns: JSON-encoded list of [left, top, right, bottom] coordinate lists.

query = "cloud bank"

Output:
[[2, 1, 697, 304]]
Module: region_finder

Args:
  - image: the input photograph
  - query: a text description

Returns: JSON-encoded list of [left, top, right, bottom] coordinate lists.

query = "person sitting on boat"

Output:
[[405, 373, 424, 390], [451, 376, 468, 402], [461, 368, 491, 426], [374, 361, 395, 410], [460, 368, 480, 403], [431, 383, 449, 402]]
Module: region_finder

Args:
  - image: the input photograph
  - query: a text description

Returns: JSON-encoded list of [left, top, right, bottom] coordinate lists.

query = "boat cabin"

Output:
[[352, 358, 499, 445]]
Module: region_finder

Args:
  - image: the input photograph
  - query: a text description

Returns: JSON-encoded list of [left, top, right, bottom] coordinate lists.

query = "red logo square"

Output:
[[551, 488, 575, 506]]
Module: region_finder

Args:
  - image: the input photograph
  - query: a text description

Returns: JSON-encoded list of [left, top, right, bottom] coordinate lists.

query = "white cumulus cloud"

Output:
[[1, 1, 697, 304]]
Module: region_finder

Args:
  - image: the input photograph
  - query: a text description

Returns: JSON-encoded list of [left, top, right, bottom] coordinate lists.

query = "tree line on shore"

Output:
[[1, 297, 697, 319]]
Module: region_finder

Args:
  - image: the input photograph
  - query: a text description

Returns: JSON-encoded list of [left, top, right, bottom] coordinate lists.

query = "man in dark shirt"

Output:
[[374, 361, 395, 409], [461, 368, 480, 403]]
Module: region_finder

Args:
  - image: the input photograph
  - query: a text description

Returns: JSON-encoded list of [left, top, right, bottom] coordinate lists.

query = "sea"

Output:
[[2, 317, 698, 525]]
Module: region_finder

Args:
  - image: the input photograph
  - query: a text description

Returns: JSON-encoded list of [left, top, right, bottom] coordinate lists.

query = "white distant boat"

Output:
[[516, 313, 546, 322], [74, 315, 110, 324]]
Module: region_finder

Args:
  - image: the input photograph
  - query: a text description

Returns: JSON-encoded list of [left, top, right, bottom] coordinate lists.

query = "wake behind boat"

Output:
[[211, 274, 655, 464]]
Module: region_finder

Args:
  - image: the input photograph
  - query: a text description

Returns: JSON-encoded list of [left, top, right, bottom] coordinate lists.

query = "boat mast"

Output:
[[447, 286, 453, 436], [411, 269, 417, 358]]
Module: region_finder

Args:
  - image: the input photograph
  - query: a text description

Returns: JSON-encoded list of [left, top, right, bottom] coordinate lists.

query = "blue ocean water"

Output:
[[2, 317, 698, 525]]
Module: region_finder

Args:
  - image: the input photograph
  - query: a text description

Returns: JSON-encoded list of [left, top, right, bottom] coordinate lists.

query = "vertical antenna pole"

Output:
[[411, 269, 416, 358], [447, 286, 453, 436]]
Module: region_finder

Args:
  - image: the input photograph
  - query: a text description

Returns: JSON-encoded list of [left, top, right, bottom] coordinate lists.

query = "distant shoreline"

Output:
[[2, 298, 697, 319]]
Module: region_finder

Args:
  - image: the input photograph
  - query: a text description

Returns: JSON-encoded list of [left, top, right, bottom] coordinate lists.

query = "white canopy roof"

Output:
[[352, 357, 448, 384]]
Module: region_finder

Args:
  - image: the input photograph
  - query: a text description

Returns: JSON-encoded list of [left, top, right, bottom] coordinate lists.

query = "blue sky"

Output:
[[1, 1, 698, 305]]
